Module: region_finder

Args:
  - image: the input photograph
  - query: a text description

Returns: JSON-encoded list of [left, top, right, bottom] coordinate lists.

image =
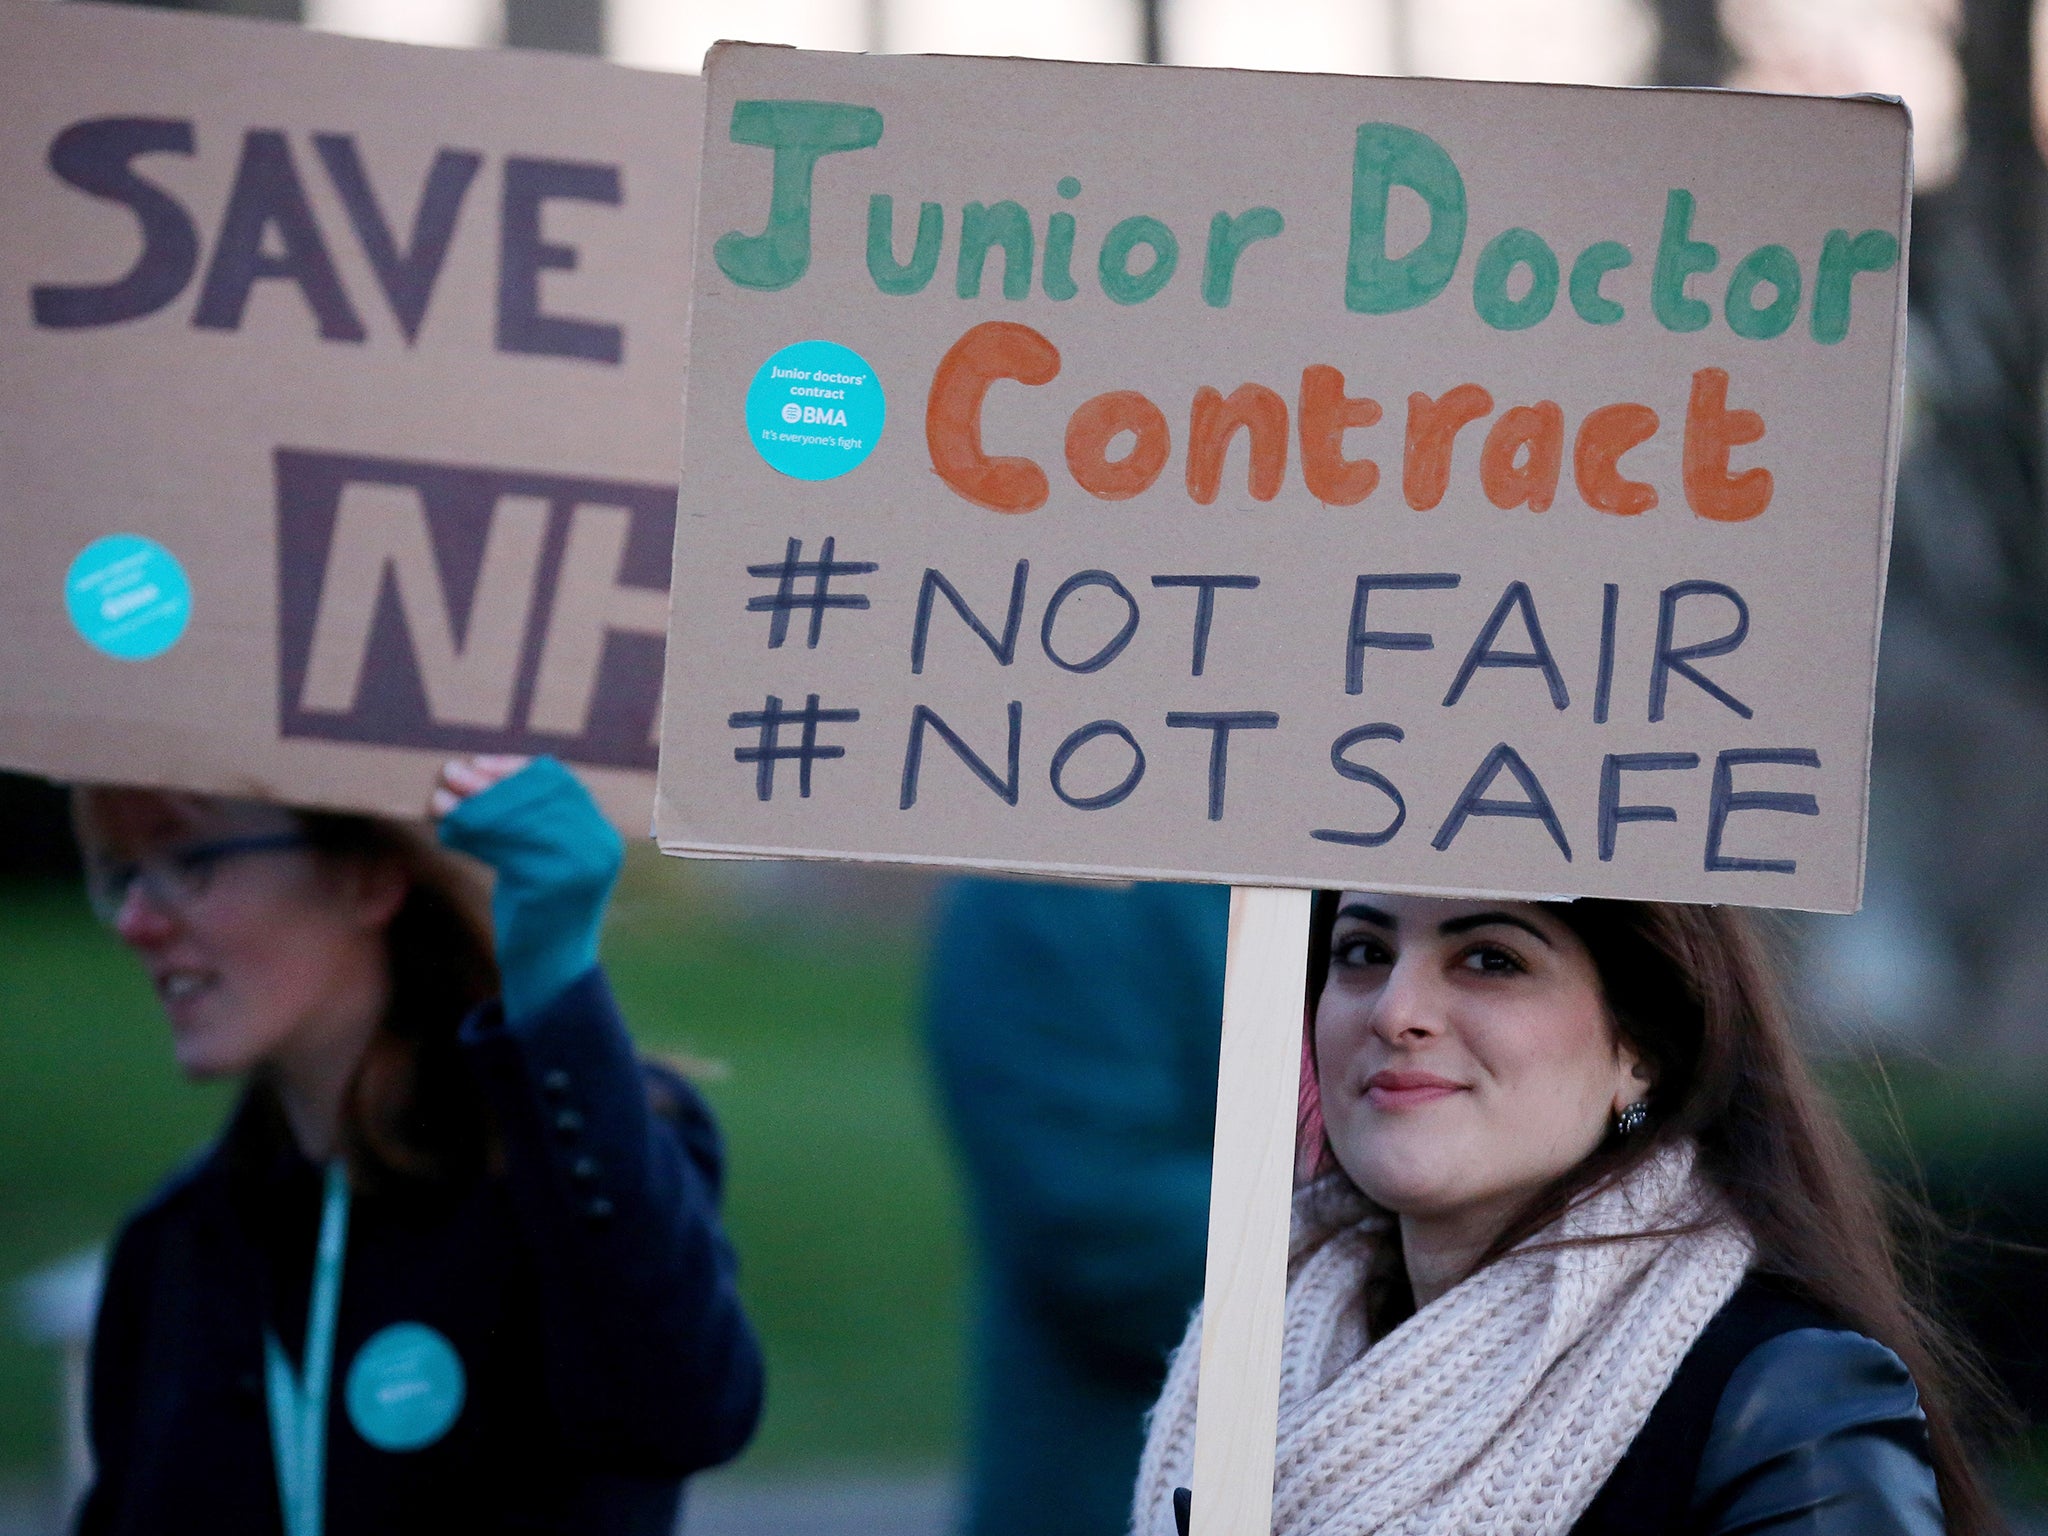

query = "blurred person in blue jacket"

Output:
[[71, 755, 761, 1536], [924, 878, 1227, 1536]]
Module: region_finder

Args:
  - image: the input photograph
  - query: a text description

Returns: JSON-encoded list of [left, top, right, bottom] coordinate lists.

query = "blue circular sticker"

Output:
[[64, 534, 191, 661], [345, 1322, 465, 1453], [745, 339, 885, 481]]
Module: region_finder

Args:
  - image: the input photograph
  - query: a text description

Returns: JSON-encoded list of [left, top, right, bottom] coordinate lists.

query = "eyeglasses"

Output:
[[86, 832, 310, 927]]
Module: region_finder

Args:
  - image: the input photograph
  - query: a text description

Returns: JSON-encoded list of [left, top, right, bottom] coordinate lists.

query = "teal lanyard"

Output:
[[264, 1160, 350, 1536]]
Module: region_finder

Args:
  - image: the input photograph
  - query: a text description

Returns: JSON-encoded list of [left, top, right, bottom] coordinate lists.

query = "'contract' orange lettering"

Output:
[[1403, 384, 1494, 510], [1683, 367, 1772, 522], [1479, 402, 1564, 512], [1299, 365, 1382, 506], [1574, 403, 1660, 516], [1066, 391, 1171, 500], [926, 320, 1061, 512], [1186, 383, 1288, 504]]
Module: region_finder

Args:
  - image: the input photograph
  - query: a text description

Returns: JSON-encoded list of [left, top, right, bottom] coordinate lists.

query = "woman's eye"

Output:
[[1332, 934, 1392, 968], [1461, 943, 1525, 975], [167, 849, 228, 898]]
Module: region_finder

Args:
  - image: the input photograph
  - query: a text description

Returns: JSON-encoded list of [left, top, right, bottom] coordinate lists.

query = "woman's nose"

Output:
[[1370, 957, 1446, 1043], [114, 883, 178, 948]]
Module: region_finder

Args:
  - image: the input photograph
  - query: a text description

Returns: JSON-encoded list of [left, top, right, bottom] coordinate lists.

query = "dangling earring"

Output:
[[1614, 1099, 1650, 1136]]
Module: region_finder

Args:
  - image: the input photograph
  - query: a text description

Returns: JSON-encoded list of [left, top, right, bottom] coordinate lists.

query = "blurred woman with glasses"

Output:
[[70, 755, 762, 1536]]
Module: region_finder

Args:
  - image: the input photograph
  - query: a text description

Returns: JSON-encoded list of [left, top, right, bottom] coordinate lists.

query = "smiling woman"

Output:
[[1136, 894, 2006, 1536], [1313, 897, 1646, 1310], [66, 758, 762, 1536]]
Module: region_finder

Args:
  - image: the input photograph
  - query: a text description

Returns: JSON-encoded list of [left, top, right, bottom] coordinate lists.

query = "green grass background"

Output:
[[0, 854, 964, 1481]]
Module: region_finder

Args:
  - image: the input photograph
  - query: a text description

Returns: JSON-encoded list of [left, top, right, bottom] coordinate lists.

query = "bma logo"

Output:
[[276, 449, 673, 770]]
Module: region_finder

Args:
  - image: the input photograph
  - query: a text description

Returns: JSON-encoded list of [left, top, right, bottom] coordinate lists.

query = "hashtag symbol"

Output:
[[745, 536, 878, 649], [727, 693, 861, 801]]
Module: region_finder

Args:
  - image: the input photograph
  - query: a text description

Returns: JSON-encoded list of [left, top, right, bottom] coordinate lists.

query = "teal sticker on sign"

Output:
[[745, 339, 885, 480], [345, 1322, 465, 1452], [64, 534, 192, 661]]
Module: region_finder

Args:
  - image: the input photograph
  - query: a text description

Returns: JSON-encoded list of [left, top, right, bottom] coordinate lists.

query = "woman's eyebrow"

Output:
[[1437, 911, 1555, 947], [1335, 902, 1394, 929]]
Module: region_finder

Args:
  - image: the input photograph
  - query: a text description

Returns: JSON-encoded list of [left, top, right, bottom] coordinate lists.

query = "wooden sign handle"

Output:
[[1190, 885, 1311, 1536]]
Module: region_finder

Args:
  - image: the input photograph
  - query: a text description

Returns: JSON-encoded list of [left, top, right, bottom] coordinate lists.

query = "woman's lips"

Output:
[[1364, 1070, 1466, 1109], [154, 968, 218, 1026]]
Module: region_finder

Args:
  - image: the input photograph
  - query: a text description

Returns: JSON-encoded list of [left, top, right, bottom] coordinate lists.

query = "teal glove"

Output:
[[437, 757, 623, 1024]]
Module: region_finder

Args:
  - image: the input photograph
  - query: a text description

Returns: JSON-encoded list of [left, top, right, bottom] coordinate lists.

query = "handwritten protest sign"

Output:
[[656, 45, 1908, 915], [0, 0, 699, 828]]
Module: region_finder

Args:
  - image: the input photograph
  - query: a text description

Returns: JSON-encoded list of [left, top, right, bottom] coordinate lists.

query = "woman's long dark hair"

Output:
[[293, 810, 500, 1189], [1306, 891, 2008, 1536]]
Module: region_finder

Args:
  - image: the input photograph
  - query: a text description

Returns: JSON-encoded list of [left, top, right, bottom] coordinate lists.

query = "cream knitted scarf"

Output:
[[1133, 1141, 1753, 1536]]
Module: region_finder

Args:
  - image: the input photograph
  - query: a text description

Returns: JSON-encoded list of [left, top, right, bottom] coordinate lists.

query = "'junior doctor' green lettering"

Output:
[[714, 100, 883, 291], [1345, 123, 1467, 315]]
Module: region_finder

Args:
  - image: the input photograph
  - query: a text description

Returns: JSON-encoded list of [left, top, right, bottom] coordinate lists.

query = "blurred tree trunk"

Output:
[[1648, 0, 1728, 86], [1659, 0, 2048, 1059], [505, 0, 602, 55], [1881, 0, 2048, 1057]]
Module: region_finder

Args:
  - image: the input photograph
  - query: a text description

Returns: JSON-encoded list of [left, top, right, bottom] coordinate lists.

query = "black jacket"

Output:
[[76, 968, 764, 1536], [1574, 1275, 1943, 1535]]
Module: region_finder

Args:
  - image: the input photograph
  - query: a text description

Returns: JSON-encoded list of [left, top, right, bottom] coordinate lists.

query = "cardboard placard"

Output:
[[0, 0, 701, 829], [656, 45, 1910, 913]]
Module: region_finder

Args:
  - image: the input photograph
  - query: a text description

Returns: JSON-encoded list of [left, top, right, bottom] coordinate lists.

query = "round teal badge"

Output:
[[345, 1322, 465, 1453], [64, 534, 191, 661], [745, 339, 885, 481]]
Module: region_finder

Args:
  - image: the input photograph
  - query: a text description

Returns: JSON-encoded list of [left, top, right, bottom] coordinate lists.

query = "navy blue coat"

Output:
[[77, 968, 763, 1536]]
